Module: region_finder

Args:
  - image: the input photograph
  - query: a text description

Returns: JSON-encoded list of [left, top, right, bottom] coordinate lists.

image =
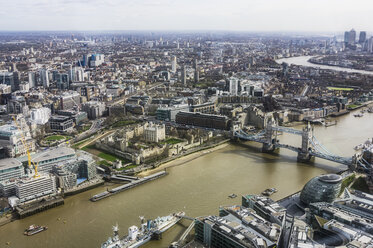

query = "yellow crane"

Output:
[[12, 116, 40, 178]]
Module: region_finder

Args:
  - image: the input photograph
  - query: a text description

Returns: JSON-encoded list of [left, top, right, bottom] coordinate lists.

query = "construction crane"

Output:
[[12, 116, 40, 178]]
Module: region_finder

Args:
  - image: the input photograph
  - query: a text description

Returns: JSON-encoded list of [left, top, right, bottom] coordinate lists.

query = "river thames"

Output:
[[1, 111, 373, 248], [276, 55, 373, 75]]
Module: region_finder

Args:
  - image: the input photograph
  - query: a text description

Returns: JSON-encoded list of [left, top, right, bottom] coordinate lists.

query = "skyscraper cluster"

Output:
[[344, 29, 373, 52]]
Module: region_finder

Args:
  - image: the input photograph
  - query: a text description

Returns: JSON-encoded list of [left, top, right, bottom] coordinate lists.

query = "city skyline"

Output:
[[0, 0, 372, 32]]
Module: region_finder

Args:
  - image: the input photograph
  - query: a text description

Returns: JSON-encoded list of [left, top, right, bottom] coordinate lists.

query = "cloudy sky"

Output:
[[0, 0, 372, 32]]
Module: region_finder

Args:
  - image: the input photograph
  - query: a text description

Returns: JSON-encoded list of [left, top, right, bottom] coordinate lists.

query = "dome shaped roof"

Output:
[[300, 174, 342, 205]]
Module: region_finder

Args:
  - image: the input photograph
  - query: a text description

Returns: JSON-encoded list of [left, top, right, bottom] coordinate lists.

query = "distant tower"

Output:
[[344, 31, 349, 44], [171, 56, 177, 73], [12, 63, 17, 72], [182, 66, 187, 85], [194, 70, 199, 84], [345, 29, 356, 45], [40, 69, 49, 88], [359, 31, 367, 44], [229, 77, 239, 95], [368, 37, 373, 53], [194, 58, 199, 83], [28, 72, 36, 88]]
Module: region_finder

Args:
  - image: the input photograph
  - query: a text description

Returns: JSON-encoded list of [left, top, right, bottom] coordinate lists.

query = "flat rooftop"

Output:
[[0, 158, 23, 170], [25, 147, 76, 163]]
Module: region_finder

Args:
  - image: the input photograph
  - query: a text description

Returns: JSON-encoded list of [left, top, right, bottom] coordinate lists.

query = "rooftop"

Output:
[[0, 158, 23, 170]]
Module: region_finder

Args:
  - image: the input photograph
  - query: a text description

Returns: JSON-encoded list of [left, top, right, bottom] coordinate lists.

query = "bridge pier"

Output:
[[262, 143, 276, 153], [297, 152, 313, 163]]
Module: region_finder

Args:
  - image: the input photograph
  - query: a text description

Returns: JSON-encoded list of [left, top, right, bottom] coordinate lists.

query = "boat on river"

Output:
[[261, 188, 277, 196], [24, 225, 48, 236], [101, 212, 185, 248]]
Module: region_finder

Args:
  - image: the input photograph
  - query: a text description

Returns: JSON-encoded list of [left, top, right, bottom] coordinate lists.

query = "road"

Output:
[[74, 118, 105, 143], [109, 82, 165, 106]]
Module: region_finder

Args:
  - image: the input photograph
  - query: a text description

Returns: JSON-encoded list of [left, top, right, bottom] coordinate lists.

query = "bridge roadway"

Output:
[[233, 128, 358, 168]]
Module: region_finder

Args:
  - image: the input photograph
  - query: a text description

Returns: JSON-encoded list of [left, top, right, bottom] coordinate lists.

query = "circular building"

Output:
[[300, 174, 342, 205]]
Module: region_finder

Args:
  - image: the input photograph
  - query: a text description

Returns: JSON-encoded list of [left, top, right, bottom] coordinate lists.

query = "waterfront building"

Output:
[[242, 195, 286, 225], [299, 174, 342, 205], [50, 151, 96, 184], [144, 122, 166, 143], [0, 158, 24, 183], [195, 212, 276, 248], [28, 147, 76, 173], [0, 180, 17, 197], [15, 173, 56, 203], [53, 167, 77, 190], [219, 205, 281, 242]]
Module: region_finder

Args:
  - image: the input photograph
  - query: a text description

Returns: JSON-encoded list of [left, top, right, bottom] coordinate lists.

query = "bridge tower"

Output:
[[297, 123, 313, 162], [262, 119, 277, 153]]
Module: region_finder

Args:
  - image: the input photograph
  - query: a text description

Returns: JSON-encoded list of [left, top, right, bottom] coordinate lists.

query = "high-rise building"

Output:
[[28, 72, 36, 88], [30, 107, 51, 125], [89, 54, 105, 67], [40, 69, 49, 88], [171, 56, 177, 73], [13, 71, 20, 91], [0, 72, 14, 91], [229, 77, 239, 95], [194, 70, 199, 83], [15, 173, 57, 203], [344, 29, 356, 45], [344, 31, 349, 44], [367, 37, 373, 53], [194, 59, 199, 83], [182, 66, 186, 85], [12, 63, 17, 72], [57, 73, 69, 90], [359, 31, 367, 44]]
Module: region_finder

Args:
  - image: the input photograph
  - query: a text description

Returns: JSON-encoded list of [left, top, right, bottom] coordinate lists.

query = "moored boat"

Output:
[[101, 212, 185, 248]]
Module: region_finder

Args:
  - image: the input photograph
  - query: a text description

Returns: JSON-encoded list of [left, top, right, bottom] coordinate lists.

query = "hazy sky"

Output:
[[0, 0, 372, 32]]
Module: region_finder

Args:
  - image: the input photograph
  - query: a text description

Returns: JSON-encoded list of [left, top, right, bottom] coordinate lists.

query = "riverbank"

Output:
[[138, 140, 230, 177]]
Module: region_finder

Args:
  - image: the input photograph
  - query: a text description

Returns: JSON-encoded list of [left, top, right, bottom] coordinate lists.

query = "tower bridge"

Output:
[[233, 121, 370, 171]]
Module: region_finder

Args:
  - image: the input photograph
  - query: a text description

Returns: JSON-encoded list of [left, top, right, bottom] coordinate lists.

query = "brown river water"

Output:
[[1, 110, 373, 248]]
